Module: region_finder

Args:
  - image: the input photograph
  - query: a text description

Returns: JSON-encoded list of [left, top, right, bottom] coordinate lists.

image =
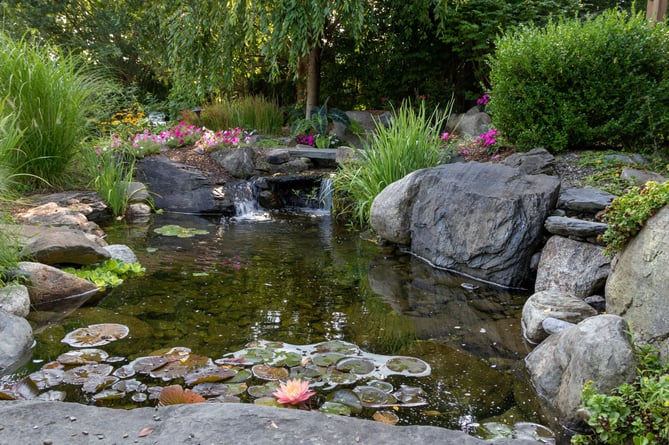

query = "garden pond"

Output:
[[5, 209, 557, 443]]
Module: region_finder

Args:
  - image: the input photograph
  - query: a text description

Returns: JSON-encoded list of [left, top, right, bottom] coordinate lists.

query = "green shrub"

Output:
[[600, 181, 669, 256], [333, 99, 454, 227], [488, 10, 669, 153], [572, 344, 669, 445], [0, 32, 108, 188]]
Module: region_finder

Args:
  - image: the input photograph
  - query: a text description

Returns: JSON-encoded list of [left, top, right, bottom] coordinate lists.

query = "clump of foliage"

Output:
[[62, 259, 145, 290], [600, 181, 669, 256], [333, 99, 454, 226], [290, 99, 354, 148], [198, 96, 284, 135], [572, 344, 669, 445], [0, 31, 109, 189], [488, 9, 669, 153]]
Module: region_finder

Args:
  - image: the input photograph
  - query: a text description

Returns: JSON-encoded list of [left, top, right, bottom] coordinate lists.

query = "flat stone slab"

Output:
[[287, 147, 338, 160], [0, 401, 537, 445]]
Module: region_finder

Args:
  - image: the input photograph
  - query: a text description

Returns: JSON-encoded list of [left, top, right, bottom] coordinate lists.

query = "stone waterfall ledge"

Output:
[[0, 401, 539, 445]]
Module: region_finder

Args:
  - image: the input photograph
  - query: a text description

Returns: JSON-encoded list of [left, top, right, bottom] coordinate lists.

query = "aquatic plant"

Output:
[[61, 323, 130, 348], [273, 379, 316, 406], [158, 384, 205, 406]]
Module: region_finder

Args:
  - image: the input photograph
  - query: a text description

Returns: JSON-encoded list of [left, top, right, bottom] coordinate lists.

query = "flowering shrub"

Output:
[[476, 128, 499, 148], [193, 127, 251, 151], [98, 110, 148, 139], [296, 134, 315, 146], [476, 94, 490, 106]]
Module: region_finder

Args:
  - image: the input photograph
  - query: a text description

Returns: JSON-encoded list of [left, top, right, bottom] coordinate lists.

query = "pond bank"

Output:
[[0, 400, 539, 445]]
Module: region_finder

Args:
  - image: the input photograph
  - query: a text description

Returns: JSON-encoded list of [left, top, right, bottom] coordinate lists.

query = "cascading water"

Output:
[[226, 180, 270, 221], [318, 177, 333, 213]]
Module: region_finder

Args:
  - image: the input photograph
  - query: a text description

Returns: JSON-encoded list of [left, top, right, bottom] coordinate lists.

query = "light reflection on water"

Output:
[[22, 211, 557, 441]]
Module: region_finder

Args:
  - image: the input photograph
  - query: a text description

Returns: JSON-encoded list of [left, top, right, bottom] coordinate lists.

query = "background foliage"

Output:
[[488, 9, 669, 153]]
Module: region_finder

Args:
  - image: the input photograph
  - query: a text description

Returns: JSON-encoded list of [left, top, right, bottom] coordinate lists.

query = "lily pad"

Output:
[[191, 382, 230, 397], [149, 354, 212, 381], [158, 384, 205, 405], [323, 370, 359, 387], [314, 340, 359, 355], [227, 368, 253, 383], [0, 378, 40, 400], [154, 225, 209, 238], [271, 351, 304, 367], [353, 385, 399, 408], [367, 380, 394, 393], [385, 356, 431, 376], [82, 375, 118, 394], [61, 323, 129, 348], [29, 368, 65, 390], [111, 379, 146, 393], [62, 364, 114, 386], [336, 357, 375, 375], [373, 410, 400, 425], [253, 396, 282, 407], [129, 356, 169, 374], [327, 389, 362, 414], [57, 349, 109, 365], [311, 352, 345, 367], [251, 364, 289, 381], [184, 366, 237, 386], [247, 381, 280, 398], [289, 365, 323, 380], [319, 401, 352, 416], [92, 389, 125, 401], [393, 385, 427, 406]]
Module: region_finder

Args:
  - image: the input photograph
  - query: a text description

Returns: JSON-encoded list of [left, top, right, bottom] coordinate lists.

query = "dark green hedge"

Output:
[[488, 10, 669, 153]]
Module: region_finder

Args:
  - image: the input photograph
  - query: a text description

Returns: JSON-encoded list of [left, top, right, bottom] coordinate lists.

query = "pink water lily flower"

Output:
[[273, 379, 316, 405]]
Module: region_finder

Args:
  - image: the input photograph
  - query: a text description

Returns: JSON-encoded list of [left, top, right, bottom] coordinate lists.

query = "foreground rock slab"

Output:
[[0, 401, 538, 445]]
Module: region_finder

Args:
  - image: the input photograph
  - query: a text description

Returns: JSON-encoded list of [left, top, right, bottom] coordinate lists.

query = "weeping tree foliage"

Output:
[[163, 0, 366, 114]]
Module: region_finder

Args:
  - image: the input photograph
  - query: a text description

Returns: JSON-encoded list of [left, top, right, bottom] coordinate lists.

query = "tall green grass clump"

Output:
[[0, 32, 107, 188], [201, 96, 283, 134], [333, 99, 454, 227], [488, 9, 669, 153]]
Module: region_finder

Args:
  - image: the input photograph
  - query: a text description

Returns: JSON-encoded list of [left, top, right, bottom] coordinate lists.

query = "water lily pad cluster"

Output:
[[0, 336, 431, 424], [153, 224, 209, 238]]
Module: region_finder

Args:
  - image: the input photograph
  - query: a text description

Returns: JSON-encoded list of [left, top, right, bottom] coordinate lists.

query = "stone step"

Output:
[[287, 147, 338, 160]]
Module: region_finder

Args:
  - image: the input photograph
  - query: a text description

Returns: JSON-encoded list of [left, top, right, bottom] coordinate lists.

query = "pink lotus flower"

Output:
[[273, 379, 316, 405]]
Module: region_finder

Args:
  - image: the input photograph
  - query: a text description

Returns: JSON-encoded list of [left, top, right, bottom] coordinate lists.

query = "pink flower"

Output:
[[273, 379, 316, 405], [439, 132, 450, 141]]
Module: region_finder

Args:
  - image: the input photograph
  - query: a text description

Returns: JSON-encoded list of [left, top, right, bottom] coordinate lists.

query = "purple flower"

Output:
[[476, 94, 490, 106]]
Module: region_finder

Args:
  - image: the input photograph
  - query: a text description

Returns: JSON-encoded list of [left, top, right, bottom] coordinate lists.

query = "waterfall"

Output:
[[318, 177, 333, 213], [226, 181, 270, 221]]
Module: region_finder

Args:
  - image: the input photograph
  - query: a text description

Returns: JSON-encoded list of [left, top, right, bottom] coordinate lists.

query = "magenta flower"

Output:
[[273, 379, 316, 405], [477, 94, 490, 106], [439, 132, 450, 141]]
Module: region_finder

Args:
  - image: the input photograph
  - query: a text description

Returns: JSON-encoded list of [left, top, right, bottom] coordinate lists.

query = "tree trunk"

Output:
[[305, 45, 321, 119]]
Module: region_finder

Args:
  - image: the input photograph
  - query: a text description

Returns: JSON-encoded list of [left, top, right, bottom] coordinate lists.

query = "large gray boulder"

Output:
[[606, 205, 669, 360], [534, 236, 610, 298], [0, 400, 537, 445], [371, 162, 560, 287], [525, 315, 637, 429], [521, 289, 597, 344], [212, 146, 257, 178], [135, 155, 226, 213], [0, 309, 33, 375]]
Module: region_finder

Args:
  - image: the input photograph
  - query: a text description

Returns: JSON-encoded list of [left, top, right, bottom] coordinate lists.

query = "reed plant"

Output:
[[80, 142, 136, 217], [0, 32, 107, 189], [201, 96, 283, 135], [333, 99, 454, 227]]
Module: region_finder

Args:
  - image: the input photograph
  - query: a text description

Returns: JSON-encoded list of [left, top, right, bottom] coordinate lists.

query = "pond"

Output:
[[10, 210, 558, 443]]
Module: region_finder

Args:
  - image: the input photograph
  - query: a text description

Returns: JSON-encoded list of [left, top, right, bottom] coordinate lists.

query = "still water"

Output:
[[20, 210, 556, 441]]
